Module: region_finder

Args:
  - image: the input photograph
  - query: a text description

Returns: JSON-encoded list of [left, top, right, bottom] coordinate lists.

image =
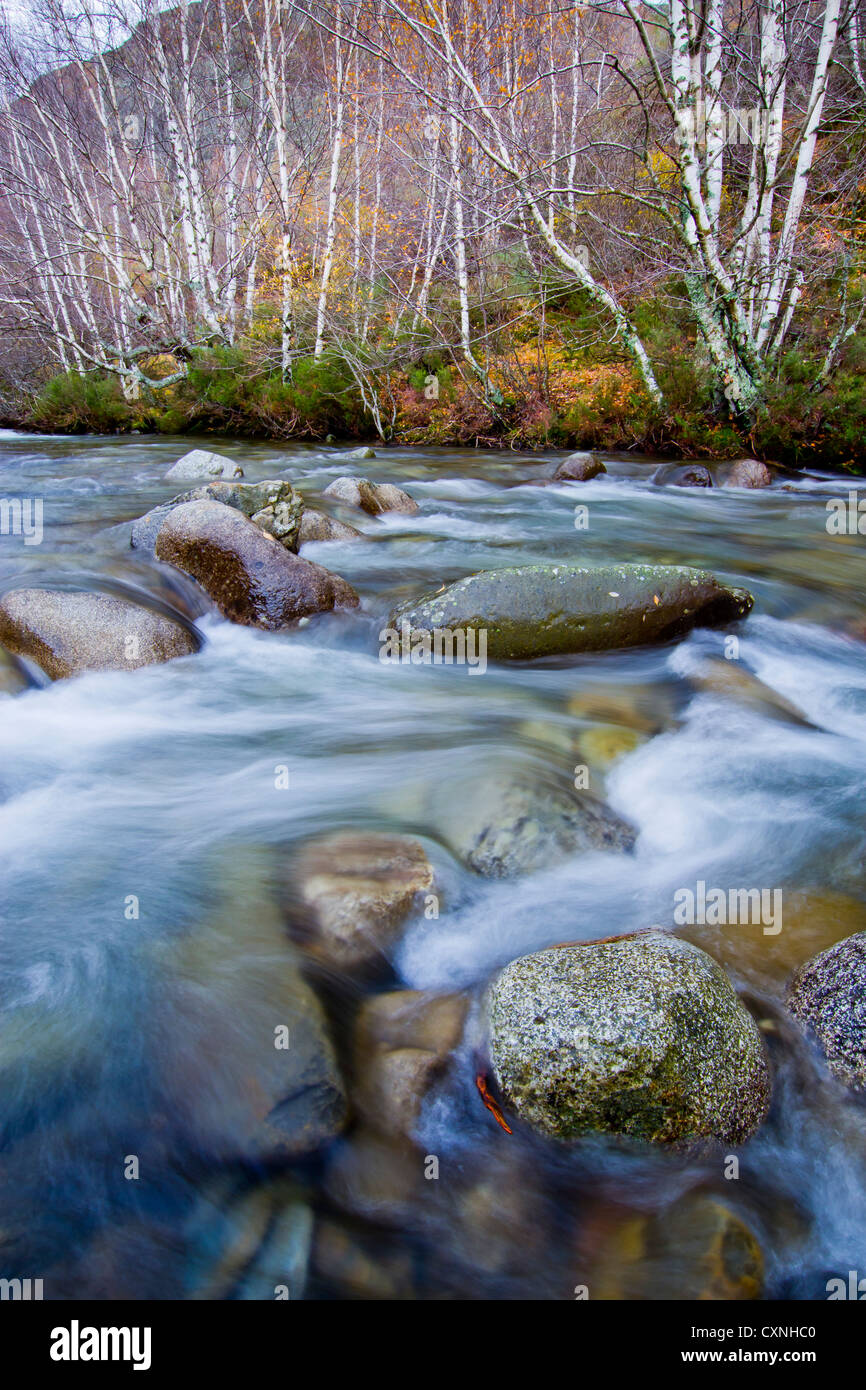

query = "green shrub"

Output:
[[29, 372, 132, 432]]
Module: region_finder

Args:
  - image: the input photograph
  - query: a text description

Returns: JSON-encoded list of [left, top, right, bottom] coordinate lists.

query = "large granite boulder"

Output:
[[484, 930, 770, 1145], [787, 932, 866, 1090]]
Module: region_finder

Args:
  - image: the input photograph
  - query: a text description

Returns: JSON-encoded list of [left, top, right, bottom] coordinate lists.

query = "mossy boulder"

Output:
[[484, 930, 770, 1145], [787, 932, 866, 1090], [390, 564, 752, 661], [0, 588, 199, 680], [155, 499, 357, 629]]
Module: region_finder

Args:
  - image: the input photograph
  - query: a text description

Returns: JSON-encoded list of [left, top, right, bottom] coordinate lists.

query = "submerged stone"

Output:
[[652, 463, 713, 487], [432, 772, 635, 877], [287, 831, 434, 972], [584, 1193, 764, 1300]]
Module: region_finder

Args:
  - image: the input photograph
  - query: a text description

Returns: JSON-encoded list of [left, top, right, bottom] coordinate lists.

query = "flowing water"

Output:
[[0, 430, 865, 1300]]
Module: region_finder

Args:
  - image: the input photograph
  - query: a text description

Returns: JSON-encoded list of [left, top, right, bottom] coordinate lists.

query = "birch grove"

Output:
[[0, 0, 862, 421]]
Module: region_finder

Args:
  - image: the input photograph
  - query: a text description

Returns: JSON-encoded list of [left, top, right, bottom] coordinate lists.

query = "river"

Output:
[[0, 430, 864, 1300]]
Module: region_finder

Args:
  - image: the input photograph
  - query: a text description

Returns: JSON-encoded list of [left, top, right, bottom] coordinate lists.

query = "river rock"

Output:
[[567, 683, 674, 734], [152, 851, 347, 1159], [323, 476, 418, 515], [0, 648, 31, 696], [652, 463, 713, 487], [344, 446, 377, 459], [583, 1193, 764, 1299], [372, 483, 419, 514], [577, 724, 647, 772], [723, 458, 773, 489], [553, 452, 607, 482], [687, 657, 811, 726], [206, 479, 304, 549], [154, 500, 357, 628], [184, 1177, 313, 1300], [0, 589, 199, 680], [435, 772, 635, 877], [786, 932, 866, 1090], [297, 508, 362, 544], [164, 448, 243, 482], [132, 479, 304, 555], [130, 502, 180, 554], [287, 831, 434, 972], [324, 1129, 428, 1227], [314, 1219, 416, 1300], [484, 930, 770, 1144], [354, 990, 468, 1137], [390, 564, 753, 661]]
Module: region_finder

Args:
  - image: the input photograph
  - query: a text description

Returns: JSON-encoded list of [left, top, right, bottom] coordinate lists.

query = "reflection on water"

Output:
[[0, 432, 865, 1299]]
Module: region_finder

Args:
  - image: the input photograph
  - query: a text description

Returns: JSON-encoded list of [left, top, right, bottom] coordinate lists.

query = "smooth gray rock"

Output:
[[484, 930, 771, 1145], [164, 449, 244, 482], [0, 588, 199, 680]]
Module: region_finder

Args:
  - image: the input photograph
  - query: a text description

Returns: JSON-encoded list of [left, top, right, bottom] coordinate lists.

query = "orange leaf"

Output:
[[476, 1073, 513, 1134]]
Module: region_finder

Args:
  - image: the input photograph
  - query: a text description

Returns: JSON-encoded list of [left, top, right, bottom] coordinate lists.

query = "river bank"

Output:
[[7, 334, 866, 474]]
